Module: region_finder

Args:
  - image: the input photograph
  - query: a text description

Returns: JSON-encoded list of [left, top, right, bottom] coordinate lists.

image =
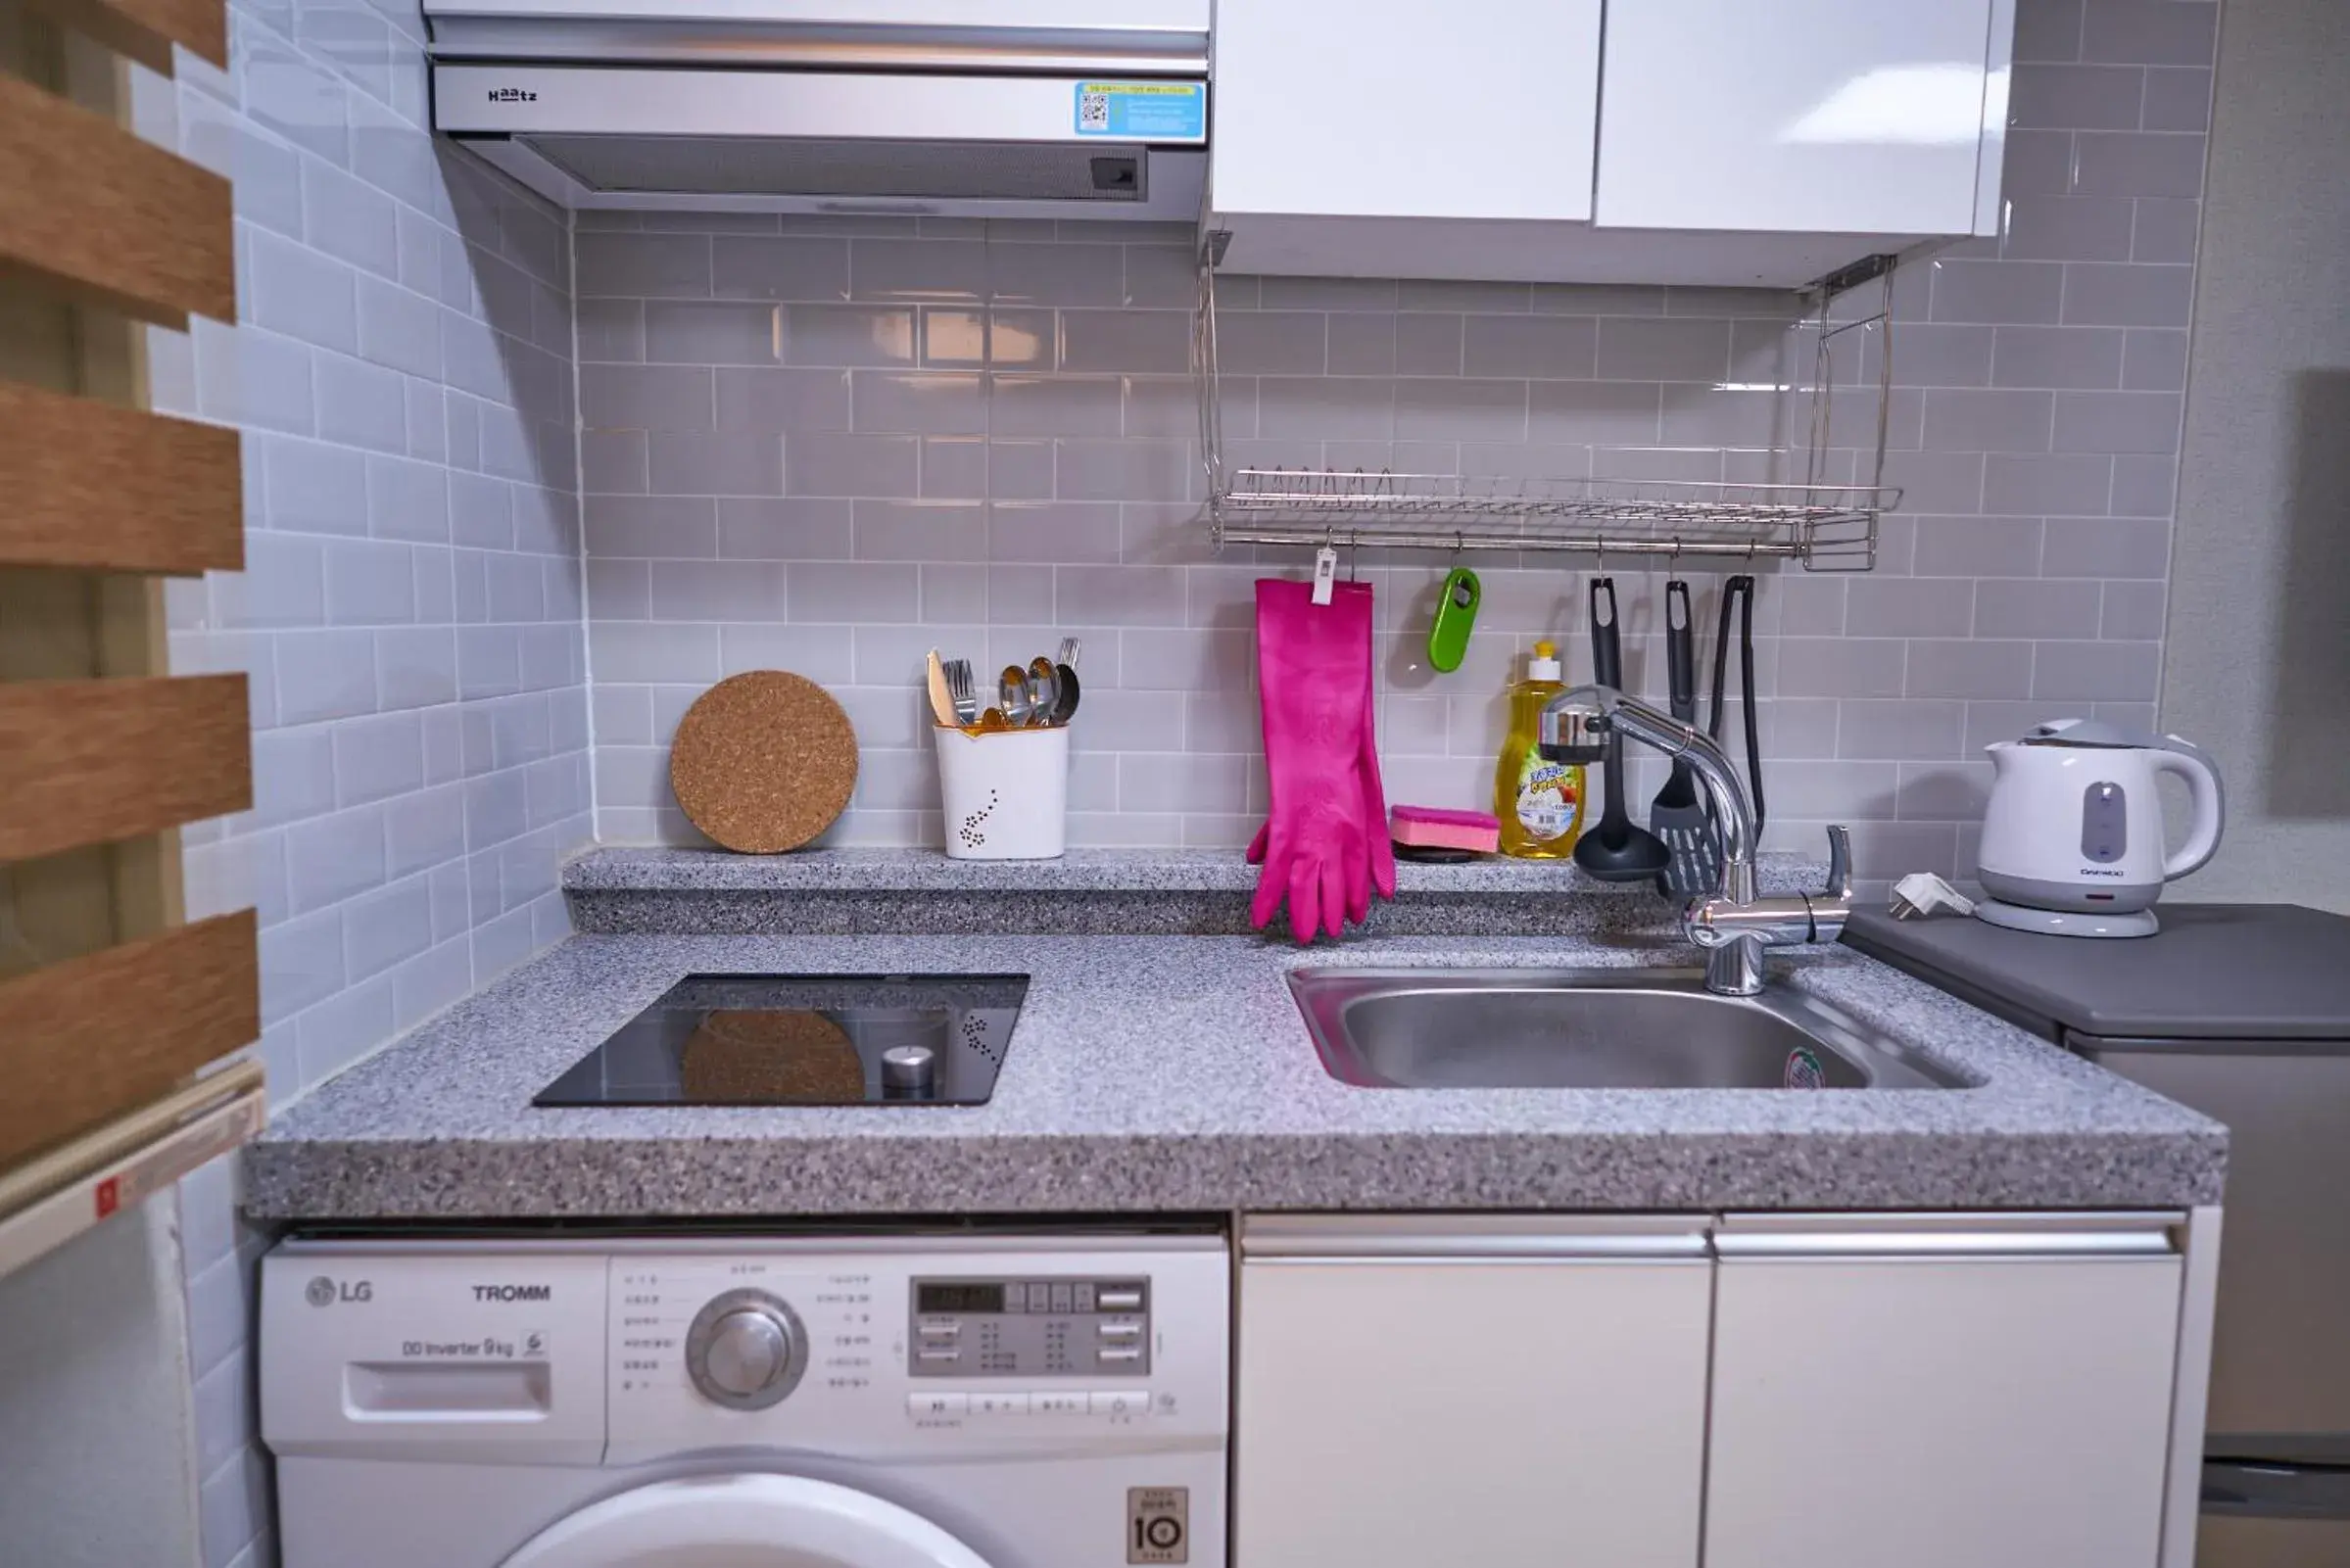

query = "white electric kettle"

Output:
[[1975, 719, 2226, 937]]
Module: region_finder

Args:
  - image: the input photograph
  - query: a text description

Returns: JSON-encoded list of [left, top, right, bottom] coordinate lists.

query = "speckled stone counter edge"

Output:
[[566, 846, 1832, 936]]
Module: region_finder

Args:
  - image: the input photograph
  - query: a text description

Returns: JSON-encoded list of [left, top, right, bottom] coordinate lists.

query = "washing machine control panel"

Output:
[[908, 1276, 1150, 1377], [264, 1239, 1227, 1465]]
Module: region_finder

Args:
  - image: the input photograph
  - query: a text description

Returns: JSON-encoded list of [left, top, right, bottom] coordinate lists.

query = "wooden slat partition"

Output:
[[0, 380, 243, 573], [0, 71, 234, 327], [0, 912, 259, 1168], [0, 675, 251, 861], [23, 0, 226, 72]]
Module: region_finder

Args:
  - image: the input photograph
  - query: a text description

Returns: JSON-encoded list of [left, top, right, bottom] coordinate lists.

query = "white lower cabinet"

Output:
[[1236, 1212, 2192, 1568], [1703, 1213, 2186, 1568], [1234, 1216, 1713, 1568]]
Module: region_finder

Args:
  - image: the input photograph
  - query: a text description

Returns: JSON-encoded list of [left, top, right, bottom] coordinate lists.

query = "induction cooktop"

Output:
[[533, 973, 1029, 1108]]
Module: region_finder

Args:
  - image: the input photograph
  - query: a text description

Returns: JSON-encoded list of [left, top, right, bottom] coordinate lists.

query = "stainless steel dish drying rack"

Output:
[[1193, 254, 1902, 571]]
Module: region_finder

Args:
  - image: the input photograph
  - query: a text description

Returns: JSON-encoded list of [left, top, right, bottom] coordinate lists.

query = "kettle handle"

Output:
[[2154, 736, 2225, 880]]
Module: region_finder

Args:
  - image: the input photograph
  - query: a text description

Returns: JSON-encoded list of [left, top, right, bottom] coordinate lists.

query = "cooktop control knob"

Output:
[[882, 1045, 936, 1093], [685, 1289, 807, 1409]]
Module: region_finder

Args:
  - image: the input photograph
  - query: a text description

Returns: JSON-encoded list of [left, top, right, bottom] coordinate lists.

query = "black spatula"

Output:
[[1573, 576, 1671, 883], [1650, 580, 1719, 897]]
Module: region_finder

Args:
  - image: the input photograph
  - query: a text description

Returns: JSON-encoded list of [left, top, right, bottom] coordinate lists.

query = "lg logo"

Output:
[[305, 1276, 372, 1307]]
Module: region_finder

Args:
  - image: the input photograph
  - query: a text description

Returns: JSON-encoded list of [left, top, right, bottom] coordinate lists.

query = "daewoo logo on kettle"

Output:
[[1975, 719, 2225, 939]]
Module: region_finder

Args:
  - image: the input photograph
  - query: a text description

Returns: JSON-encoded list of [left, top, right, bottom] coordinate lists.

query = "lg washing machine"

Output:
[[260, 1229, 1228, 1567]]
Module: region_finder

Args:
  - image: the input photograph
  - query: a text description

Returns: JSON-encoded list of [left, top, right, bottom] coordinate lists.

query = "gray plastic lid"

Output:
[[2020, 717, 2159, 748]]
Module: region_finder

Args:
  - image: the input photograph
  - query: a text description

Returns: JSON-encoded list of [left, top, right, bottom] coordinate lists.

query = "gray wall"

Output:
[[2161, 0, 2350, 910], [0, 1198, 202, 1568], [123, 0, 594, 1552], [581, 0, 2218, 890]]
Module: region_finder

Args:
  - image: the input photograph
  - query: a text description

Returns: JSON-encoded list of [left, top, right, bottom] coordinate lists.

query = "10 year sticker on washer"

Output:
[[1127, 1487, 1188, 1564]]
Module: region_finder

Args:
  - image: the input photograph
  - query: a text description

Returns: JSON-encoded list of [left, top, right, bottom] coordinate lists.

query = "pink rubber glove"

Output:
[[1246, 579, 1390, 943], [1245, 611, 1396, 906]]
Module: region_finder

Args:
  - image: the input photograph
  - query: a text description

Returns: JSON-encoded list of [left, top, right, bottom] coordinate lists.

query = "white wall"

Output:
[[0, 1198, 203, 1567], [2161, 0, 2350, 910], [578, 0, 2219, 899], [119, 0, 595, 1556]]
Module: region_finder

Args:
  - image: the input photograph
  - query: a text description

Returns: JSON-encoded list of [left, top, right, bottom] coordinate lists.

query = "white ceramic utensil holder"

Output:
[[934, 723, 1069, 860]]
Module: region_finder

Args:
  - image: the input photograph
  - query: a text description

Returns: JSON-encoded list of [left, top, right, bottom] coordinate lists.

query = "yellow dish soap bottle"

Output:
[[1495, 641, 1583, 859]]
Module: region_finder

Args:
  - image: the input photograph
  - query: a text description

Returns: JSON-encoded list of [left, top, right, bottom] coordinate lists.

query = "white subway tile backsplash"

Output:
[[1930, 260, 2066, 323], [2140, 67, 2214, 133], [649, 430, 783, 495], [2043, 515, 2174, 578], [2060, 261, 2195, 327], [1991, 324, 2126, 388], [324, 537, 416, 623], [314, 350, 407, 452], [2053, 389, 2183, 452], [2002, 195, 2138, 261], [2073, 131, 2208, 198], [2082, 0, 2218, 66], [577, 231, 712, 298], [1984, 451, 2113, 515], [2010, 62, 2145, 129], [1973, 577, 2106, 639], [1906, 639, 2038, 699], [549, 0, 2200, 884]]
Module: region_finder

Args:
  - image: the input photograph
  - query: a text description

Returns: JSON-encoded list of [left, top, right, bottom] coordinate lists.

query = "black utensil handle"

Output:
[[1730, 574, 1765, 836], [1590, 576, 1620, 688], [1707, 579, 1733, 741], [1664, 580, 1695, 724]]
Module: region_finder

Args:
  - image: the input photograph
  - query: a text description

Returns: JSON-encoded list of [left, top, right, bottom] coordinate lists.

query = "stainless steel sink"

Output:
[[1289, 968, 1968, 1090]]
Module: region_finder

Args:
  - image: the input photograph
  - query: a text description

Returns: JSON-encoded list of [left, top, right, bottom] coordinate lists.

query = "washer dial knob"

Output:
[[685, 1289, 807, 1409]]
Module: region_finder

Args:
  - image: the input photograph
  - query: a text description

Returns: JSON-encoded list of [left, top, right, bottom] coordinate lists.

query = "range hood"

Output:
[[425, 0, 1210, 221]]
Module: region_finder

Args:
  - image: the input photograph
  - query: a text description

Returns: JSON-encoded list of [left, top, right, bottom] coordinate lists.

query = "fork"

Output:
[[942, 657, 979, 724]]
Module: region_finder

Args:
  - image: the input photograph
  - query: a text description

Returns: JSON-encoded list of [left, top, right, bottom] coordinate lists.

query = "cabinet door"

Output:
[[1705, 1214, 2184, 1568], [1235, 1216, 1709, 1568], [1212, 0, 1603, 223], [1596, 0, 2009, 237]]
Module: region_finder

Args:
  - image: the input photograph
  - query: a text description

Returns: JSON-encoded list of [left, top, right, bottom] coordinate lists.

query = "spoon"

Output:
[[998, 665, 1040, 726], [1049, 662, 1080, 725], [1026, 658, 1061, 726]]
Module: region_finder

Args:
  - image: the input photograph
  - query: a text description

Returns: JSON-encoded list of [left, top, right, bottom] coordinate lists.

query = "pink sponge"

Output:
[[1390, 806, 1501, 854]]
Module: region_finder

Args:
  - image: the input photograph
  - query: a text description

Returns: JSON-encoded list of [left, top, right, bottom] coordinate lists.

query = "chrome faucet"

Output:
[[1539, 685, 1853, 997]]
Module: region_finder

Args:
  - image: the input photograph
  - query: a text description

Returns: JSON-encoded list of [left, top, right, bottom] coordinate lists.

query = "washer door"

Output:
[[501, 1475, 995, 1568]]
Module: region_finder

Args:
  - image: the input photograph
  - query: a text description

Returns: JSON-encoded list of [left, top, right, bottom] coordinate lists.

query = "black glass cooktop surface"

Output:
[[534, 974, 1029, 1109]]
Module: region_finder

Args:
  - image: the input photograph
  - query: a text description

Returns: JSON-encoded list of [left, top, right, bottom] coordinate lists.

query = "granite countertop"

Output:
[[244, 928, 2226, 1220], [561, 846, 1834, 937], [562, 845, 1827, 894]]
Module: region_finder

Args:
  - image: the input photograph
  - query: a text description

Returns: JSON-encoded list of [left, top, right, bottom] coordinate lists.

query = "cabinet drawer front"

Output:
[[1213, 0, 1603, 224], [1597, 0, 2000, 237], [1705, 1254, 2182, 1568], [1237, 1257, 1708, 1567]]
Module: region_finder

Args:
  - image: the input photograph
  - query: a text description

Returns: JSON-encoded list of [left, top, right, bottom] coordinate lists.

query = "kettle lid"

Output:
[[2019, 717, 2160, 749]]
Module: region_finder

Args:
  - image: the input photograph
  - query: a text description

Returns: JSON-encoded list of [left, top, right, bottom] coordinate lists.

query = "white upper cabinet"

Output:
[[1206, 0, 2017, 285], [1212, 0, 1604, 224], [1595, 0, 2010, 238]]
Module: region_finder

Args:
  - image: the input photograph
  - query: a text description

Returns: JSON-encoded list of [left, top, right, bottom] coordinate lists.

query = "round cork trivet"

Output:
[[680, 1010, 864, 1104], [668, 670, 858, 853]]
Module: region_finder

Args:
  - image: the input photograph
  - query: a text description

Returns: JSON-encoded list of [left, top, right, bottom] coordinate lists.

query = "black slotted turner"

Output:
[[1650, 580, 1719, 897]]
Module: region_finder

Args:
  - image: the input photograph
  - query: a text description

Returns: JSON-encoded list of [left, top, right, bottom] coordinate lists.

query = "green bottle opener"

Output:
[[1426, 566, 1481, 673]]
